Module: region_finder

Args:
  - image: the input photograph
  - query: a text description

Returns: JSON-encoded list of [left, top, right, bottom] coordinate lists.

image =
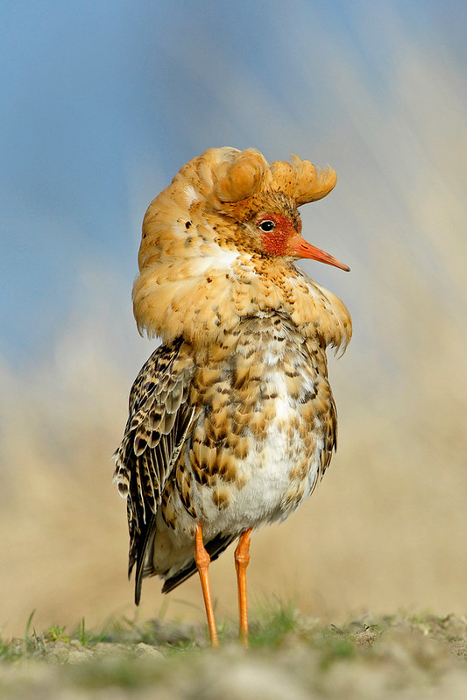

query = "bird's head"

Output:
[[245, 199, 349, 270], [211, 148, 350, 271], [138, 147, 349, 272]]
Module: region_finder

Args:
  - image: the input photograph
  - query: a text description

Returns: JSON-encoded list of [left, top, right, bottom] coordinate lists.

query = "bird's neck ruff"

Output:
[[133, 252, 351, 354]]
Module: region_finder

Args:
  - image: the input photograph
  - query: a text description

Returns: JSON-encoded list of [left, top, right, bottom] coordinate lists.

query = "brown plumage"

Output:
[[113, 147, 351, 646]]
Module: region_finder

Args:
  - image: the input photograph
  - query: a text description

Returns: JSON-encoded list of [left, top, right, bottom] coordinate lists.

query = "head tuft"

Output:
[[288, 154, 337, 204], [213, 148, 270, 203]]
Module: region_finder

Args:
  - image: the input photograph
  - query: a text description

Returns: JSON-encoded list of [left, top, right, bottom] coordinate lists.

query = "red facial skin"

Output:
[[257, 214, 350, 272]]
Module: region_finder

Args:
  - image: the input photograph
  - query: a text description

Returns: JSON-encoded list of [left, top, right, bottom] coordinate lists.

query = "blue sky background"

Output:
[[1, 0, 466, 370]]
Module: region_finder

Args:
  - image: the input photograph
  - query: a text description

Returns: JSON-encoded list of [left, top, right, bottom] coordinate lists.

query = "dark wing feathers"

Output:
[[161, 532, 237, 594], [113, 337, 196, 603]]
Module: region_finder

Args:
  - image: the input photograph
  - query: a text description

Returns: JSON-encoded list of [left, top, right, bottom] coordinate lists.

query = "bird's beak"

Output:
[[287, 235, 350, 272]]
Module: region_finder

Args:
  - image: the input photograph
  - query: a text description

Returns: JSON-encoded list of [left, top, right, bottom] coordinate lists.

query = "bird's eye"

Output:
[[258, 220, 275, 232]]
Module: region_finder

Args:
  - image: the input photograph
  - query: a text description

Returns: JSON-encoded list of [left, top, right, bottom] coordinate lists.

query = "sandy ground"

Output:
[[2, 613, 467, 699]]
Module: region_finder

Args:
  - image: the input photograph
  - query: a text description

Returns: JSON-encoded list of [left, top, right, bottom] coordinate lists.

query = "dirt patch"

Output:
[[1, 611, 467, 699]]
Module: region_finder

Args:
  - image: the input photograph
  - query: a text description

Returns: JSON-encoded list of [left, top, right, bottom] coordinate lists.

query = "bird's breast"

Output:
[[166, 314, 336, 540]]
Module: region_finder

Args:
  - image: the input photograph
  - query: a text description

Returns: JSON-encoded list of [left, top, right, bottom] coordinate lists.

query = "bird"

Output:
[[113, 147, 351, 647]]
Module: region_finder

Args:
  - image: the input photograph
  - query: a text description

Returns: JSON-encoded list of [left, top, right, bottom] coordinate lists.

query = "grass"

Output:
[[1, 607, 467, 699]]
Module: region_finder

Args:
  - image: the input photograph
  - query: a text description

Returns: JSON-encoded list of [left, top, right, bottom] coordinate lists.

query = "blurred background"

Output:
[[1, 1, 466, 637]]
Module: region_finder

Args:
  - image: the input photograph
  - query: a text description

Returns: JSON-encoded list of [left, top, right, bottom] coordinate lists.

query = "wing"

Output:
[[113, 336, 196, 604]]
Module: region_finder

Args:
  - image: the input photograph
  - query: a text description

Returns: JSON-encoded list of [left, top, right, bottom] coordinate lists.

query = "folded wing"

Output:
[[113, 337, 196, 604]]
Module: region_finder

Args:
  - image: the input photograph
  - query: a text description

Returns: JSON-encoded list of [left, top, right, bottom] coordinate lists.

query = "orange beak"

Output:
[[288, 235, 350, 272]]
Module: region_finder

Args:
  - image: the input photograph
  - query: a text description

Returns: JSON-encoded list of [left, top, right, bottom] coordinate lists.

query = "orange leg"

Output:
[[235, 528, 252, 647], [195, 523, 219, 647]]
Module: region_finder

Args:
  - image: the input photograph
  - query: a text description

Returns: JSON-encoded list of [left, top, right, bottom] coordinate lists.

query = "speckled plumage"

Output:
[[113, 147, 351, 639]]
